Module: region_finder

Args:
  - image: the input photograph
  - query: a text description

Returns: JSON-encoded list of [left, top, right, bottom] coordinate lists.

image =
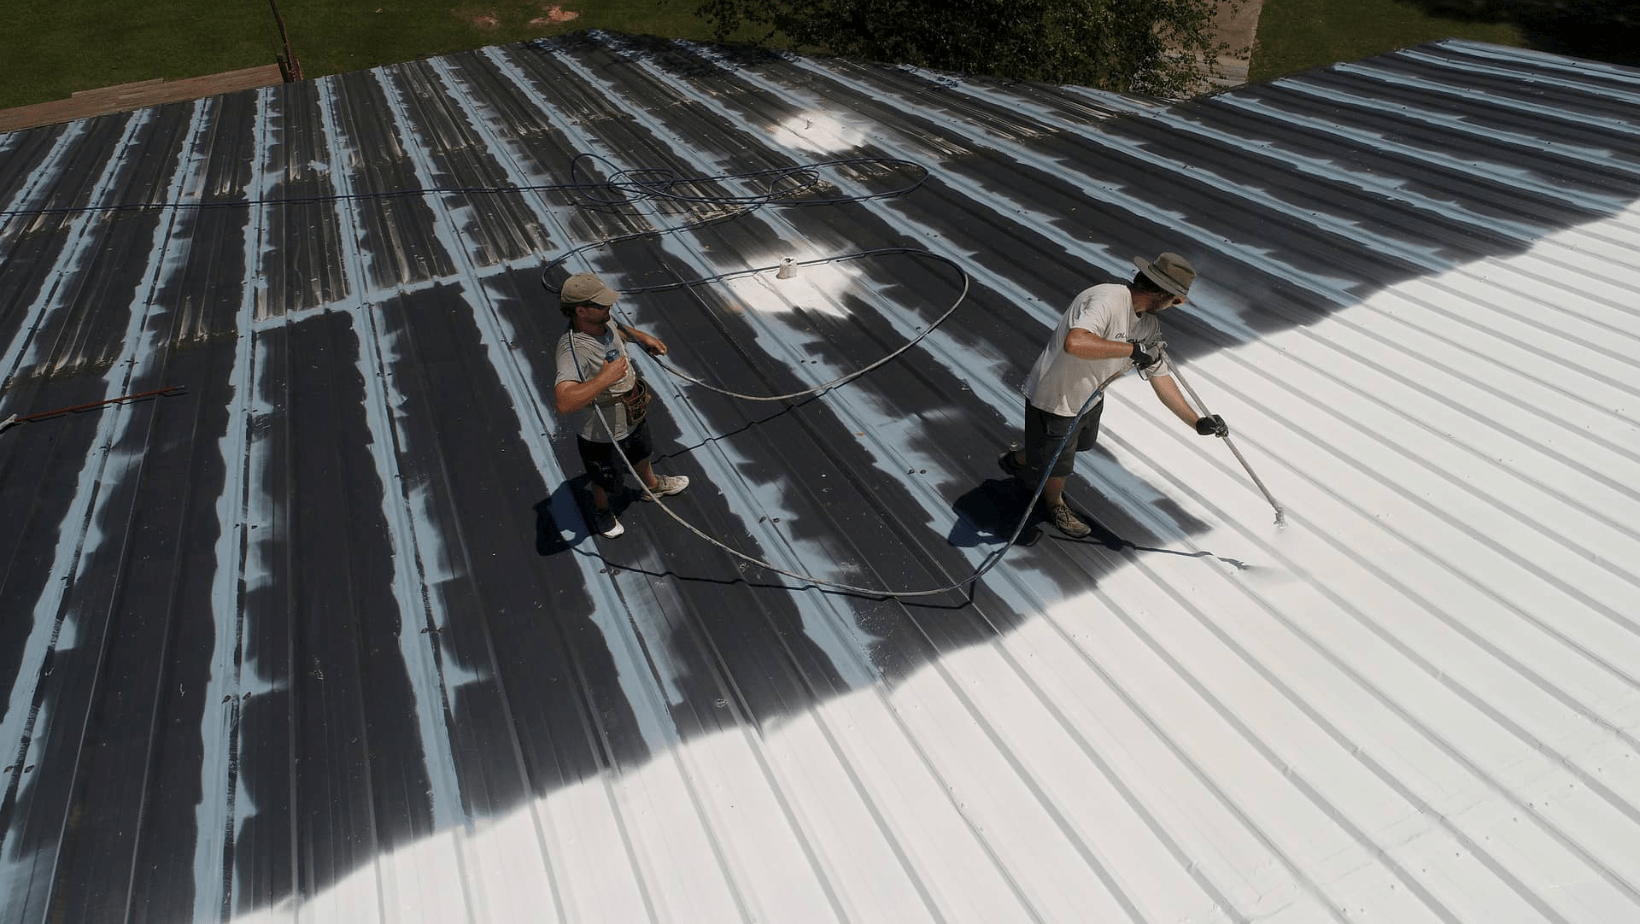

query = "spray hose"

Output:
[[549, 154, 1149, 597], [542, 155, 959, 402], [588, 366, 1128, 599]]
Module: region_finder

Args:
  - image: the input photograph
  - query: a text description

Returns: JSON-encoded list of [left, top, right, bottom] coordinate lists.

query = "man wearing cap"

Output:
[[999, 252, 1229, 538], [554, 272, 689, 539]]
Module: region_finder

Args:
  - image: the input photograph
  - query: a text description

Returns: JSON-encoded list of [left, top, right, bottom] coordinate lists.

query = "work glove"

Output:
[[1195, 414, 1229, 438], [1128, 340, 1162, 372]]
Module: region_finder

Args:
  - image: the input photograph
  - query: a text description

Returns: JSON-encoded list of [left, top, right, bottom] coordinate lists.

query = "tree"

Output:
[[697, 0, 1232, 97]]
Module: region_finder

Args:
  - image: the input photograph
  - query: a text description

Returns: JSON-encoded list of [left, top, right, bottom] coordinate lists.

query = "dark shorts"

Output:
[[1024, 399, 1104, 479], [577, 419, 653, 491]]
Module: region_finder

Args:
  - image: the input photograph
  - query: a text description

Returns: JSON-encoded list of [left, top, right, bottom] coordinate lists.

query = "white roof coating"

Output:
[[2, 33, 1639, 924]]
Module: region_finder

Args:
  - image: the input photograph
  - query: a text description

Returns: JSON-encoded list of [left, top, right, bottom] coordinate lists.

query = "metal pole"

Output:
[[1166, 360, 1286, 527], [269, 0, 302, 82], [0, 385, 184, 432]]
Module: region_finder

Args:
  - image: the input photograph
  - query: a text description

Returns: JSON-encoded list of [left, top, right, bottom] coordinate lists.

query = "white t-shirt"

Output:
[[554, 320, 639, 442], [1022, 283, 1172, 416]]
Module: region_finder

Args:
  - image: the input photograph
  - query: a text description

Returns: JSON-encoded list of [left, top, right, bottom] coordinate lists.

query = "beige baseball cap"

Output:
[[560, 272, 618, 308]]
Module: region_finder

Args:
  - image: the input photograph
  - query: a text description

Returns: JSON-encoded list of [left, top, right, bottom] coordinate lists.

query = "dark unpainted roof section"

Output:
[[2, 32, 1639, 923]]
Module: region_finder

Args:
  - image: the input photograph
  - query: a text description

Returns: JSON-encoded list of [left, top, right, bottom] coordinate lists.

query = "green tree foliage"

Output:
[[696, 0, 1231, 96]]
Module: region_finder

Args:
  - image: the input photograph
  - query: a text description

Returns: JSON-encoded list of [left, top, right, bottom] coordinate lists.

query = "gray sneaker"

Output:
[[640, 474, 689, 501], [1048, 503, 1092, 539], [592, 507, 625, 538]]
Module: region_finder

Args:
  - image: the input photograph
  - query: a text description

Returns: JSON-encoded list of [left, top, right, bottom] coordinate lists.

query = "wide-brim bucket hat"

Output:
[[1132, 252, 1195, 301]]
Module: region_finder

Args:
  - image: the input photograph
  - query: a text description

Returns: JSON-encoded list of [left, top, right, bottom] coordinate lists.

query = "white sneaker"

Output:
[[592, 507, 625, 538], [640, 474, 689, 501]]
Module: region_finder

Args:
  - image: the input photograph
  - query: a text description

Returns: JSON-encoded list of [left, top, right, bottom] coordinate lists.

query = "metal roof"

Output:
[[3, 31, 1639, 923]]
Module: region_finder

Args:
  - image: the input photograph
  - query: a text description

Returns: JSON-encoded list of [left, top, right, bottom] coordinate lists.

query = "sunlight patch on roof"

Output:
[[714, 258, 863, 320], [770, 112, 865, 155]]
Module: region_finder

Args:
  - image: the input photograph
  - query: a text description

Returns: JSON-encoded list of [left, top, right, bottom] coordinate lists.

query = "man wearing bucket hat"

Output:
[[554, 272, 690, 539], [999, 252, 1229, 539]]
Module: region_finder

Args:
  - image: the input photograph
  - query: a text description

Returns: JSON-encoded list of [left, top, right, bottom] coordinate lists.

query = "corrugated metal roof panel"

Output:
[[2, 32, 1639, 923]]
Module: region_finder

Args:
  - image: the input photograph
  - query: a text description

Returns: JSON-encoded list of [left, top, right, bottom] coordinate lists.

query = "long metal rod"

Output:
[[1167, 360, 1287, 527], [1, 385, 184, 431], [269, 0, 302, 81]]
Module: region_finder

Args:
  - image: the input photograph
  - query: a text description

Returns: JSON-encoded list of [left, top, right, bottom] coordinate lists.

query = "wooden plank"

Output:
[[71, 78, 165, 98], [0, 65, 285, 135]]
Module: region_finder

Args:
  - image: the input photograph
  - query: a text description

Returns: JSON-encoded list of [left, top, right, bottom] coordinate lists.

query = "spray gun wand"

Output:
[[1165, 358, 1286, 528]]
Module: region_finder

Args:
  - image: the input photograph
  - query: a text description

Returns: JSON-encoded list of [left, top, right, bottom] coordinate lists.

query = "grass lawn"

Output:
[[0, 1, 734, 111], [1251, 0, 1527, 81], [1, 2, 268, 110]]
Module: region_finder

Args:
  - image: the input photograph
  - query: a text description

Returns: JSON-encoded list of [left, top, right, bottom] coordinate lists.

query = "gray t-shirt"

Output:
[[555, 321, 639, 442], [1022, 283, 1173, 416]]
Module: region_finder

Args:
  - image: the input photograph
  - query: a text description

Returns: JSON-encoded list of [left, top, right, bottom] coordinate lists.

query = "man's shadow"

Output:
[[949, 477, 1248, 570], [535, 473, 660, 559], [948, 477, 1047, 550], [533, 476, 593, 557], [948, 476, 1136, 554]]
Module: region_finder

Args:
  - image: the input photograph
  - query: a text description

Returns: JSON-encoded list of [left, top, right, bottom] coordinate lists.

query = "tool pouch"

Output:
[[616, 374, 652, 427]]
